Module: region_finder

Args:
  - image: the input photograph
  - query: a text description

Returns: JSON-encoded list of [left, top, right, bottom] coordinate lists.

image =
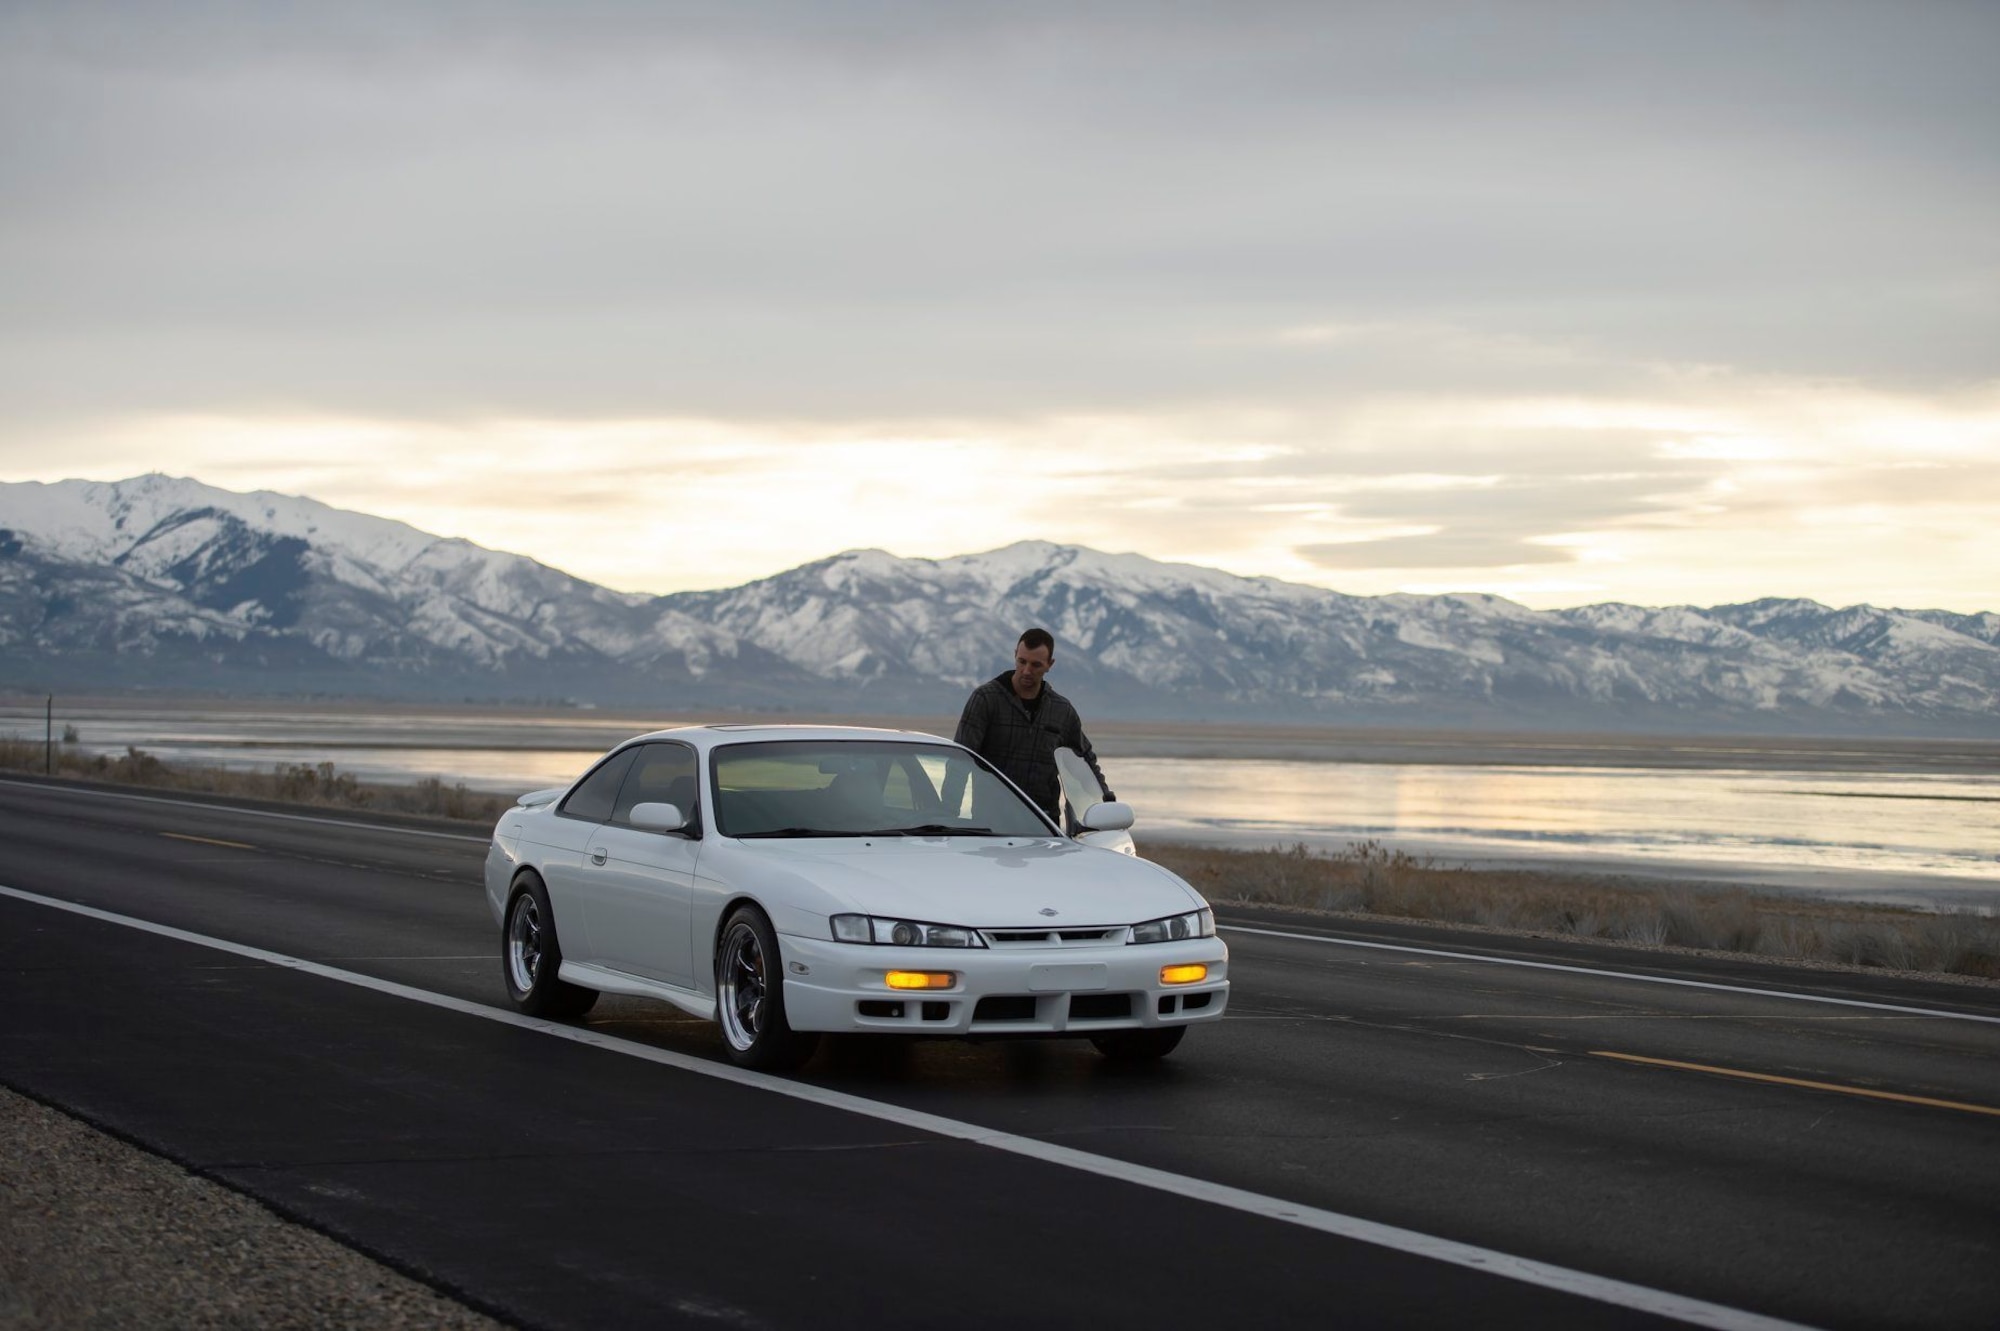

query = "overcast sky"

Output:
[[2, 1, 1995, 610]]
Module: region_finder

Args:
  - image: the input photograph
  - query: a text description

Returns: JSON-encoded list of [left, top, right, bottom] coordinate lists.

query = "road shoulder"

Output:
[[0, 1084, 503, 1331]]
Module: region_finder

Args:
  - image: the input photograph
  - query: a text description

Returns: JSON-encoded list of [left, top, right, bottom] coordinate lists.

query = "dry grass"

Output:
[[1142, 839, 2000, 982], [0, 737, 512, 823]]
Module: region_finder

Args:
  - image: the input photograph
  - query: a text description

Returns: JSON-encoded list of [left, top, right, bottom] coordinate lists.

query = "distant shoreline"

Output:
[[5, 693, 1998, 776]]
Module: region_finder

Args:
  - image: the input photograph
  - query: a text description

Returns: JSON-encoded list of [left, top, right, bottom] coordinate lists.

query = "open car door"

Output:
[[1054, 746, 1137, 856]]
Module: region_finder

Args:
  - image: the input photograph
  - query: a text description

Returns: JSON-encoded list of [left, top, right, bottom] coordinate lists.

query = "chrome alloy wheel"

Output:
[[717, 920, 768, 1052], [507, 893, 545, 995]]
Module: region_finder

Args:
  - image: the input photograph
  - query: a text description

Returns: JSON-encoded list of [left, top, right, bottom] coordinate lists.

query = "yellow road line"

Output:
[[159, 832, 257, 851], [1590, 1050, 2000, 1119]]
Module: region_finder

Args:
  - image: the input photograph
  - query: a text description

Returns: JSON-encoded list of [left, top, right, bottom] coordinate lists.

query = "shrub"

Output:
[[0, 733, 508, 824], [1139, 838, 2000, 982]]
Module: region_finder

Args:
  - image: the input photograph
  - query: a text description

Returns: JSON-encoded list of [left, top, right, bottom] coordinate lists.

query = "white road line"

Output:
[[1221, 923, 2000, 1026], [0, 778, 491, 843], [1, 882, 1813, 1331]]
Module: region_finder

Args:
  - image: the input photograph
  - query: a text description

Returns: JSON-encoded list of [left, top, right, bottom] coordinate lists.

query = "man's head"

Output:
[[1012, 628, 1054, 699]]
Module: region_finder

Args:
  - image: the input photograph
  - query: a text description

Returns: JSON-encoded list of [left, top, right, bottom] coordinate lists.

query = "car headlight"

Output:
[[830, 914, 987, 947], [1128, 908, 1215, 945]]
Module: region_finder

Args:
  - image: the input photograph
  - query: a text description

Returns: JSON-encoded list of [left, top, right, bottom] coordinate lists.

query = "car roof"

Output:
[[616, 722, 955, 752]]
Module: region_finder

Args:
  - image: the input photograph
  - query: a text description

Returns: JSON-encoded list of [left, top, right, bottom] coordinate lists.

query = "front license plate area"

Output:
[[1029, 963, 1108, 992]]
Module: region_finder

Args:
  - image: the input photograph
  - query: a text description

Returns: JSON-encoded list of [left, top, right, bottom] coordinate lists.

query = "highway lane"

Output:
[[3, 777, 1998, 1329]]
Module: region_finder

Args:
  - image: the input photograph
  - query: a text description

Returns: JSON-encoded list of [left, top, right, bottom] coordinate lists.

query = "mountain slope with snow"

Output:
[[1, 475, 1994, 732], [664, 546, 2000, 728]]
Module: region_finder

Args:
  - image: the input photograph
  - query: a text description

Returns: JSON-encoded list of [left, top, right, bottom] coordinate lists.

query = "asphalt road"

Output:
[[3, 776, 1997, 1330]]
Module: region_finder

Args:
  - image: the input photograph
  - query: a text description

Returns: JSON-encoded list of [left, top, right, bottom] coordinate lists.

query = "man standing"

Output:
[[953, 627, 1114, 825]]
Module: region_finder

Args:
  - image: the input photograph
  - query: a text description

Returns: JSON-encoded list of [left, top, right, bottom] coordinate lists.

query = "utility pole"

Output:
[[45, 693, 53, 774]]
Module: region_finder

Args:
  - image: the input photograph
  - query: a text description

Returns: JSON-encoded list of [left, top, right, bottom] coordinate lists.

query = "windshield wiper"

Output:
[[734, 827, 877, 839], [860, 824, 997, 837]]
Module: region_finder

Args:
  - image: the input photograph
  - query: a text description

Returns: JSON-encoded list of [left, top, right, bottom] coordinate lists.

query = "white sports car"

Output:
[[485, 724, 1229, 1069]]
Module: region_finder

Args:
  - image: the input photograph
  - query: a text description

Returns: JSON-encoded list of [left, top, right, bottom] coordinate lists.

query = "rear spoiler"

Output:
[[516, 786, 566, 808]]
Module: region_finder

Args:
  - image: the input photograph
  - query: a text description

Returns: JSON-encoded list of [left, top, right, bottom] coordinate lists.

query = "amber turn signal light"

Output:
[[885, 971, 956, 990], [1159, 963, 1208, 985]]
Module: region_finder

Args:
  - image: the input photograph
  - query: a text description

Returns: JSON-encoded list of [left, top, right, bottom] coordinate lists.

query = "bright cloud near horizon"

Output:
[[3, 2, 1996, 611]]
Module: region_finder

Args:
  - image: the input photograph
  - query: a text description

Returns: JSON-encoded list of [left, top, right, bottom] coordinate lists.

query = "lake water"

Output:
[[7, 702, 1997, 910]]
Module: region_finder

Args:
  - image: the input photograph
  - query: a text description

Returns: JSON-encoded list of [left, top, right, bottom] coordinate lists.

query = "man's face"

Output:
[[1012, 643, 1053, 697]]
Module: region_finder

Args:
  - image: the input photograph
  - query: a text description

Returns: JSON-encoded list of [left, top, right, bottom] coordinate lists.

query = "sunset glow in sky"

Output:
[[3, 2, 1995, 610]]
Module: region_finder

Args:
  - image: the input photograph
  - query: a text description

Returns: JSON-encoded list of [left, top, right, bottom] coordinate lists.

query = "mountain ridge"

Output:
[[1, 474, 1995, 735]]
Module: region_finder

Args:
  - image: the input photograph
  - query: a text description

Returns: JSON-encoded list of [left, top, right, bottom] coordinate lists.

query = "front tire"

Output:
[[1091, 1026, 1185, 1062], [502, 875, 598, 1020], [715, 906, 820, 1071]]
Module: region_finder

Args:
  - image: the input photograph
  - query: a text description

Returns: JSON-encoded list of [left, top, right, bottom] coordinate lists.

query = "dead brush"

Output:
[[0, 735, 511, 824], [1138, 838, 2000, 982]]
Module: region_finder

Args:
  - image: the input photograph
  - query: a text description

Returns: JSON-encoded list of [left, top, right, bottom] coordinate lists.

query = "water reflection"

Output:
[[8, 705, 1996, 904], [1111, 757, 2000, 896]]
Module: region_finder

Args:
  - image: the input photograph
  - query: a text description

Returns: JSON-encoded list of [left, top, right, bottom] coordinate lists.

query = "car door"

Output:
[[536, 744, 643, 964], [1055, 745, 1135, 854], [582, 741, 701, 989]]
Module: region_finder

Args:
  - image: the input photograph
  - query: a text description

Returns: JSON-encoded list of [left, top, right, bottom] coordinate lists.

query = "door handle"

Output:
[[589, 848, 608, 866]]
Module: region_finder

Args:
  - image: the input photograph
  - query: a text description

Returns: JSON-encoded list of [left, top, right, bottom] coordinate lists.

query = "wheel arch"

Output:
[[508, 864, 583, 941], [709, 893, 768, 966], [505, 865, 549, 926]]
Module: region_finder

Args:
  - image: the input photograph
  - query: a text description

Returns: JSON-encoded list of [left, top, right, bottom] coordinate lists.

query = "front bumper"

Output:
[[778, 933, 1230, 1036]]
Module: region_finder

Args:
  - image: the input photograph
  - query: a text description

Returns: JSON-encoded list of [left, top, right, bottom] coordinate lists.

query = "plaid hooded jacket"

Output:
[[953, 672, 1114, 820]]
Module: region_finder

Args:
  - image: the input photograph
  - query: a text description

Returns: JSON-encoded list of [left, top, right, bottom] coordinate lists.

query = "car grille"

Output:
[[980, 927, 1126, 947]]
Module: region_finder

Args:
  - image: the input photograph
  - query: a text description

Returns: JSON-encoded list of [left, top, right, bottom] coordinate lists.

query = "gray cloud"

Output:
[[1298, 533, 1575, 570], [1292, 465, 1714, 570], [5, 2, 1996, 611], [1, 0, 1995, 428]]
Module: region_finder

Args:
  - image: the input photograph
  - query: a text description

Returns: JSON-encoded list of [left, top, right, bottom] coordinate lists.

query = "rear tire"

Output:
[[502, 874, 598, 1020], [715, 905, 820, 1071], [1090, 1026, 1185, 1062]]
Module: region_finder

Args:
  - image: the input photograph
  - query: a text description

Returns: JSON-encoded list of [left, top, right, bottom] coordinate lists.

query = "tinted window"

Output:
[[559, 746, 640, 823], [612, 742, 700, 830], [710, 740, 1052, 838]]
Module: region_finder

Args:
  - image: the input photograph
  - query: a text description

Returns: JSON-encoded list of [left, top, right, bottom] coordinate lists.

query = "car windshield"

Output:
[[710, 740, 1055, 839]]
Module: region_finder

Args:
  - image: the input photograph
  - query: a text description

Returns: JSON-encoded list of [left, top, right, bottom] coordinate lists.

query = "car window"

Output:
[[883, 760, 916, 812], [711, 740, 1052, 837], [558, 746, 640, 823], [918, 752, 973, 819], [611, 742, 699, 830]]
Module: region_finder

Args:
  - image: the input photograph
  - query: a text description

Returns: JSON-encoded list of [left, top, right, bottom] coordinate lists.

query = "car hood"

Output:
[[713, 836, 1203, 928]]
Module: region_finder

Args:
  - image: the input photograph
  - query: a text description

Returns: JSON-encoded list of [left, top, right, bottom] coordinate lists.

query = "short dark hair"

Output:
[[1018, 627, 1055, 656]]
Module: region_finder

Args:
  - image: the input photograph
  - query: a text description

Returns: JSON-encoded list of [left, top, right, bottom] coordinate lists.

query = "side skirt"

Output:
[[559, 962, 718, 1021]]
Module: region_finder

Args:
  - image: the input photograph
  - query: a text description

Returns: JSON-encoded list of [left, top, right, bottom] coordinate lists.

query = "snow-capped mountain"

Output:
[[663, 547, 2000, 728], [2, 475, 1995, 734], [0, 474, 801, 701]]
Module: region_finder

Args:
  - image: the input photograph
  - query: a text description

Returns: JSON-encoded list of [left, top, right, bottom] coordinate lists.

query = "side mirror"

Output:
[[627, 802, 689, 832], [1079, 801, 1134, 832]]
